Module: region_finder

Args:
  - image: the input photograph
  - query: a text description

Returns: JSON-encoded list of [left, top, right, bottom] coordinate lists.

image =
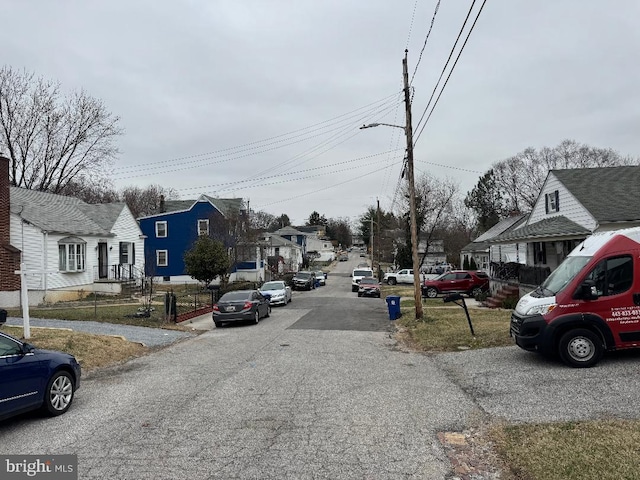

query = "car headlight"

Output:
[[525, 303, 557, 316]]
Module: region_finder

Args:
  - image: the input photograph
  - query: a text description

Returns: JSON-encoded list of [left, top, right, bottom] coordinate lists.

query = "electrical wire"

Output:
[[114, 92, 400, 174], [414, 0, 488, 146], [413, 0, 477, 136], [410, 0, 442, 86]]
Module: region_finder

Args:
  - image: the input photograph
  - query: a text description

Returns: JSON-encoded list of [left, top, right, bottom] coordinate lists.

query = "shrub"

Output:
[[502, 296, 519, 310]]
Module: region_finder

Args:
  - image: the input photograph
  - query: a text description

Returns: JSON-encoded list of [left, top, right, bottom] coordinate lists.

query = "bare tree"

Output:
[[120, 184, 179, 218], [0, 66, 122, 192], [490, 139, 636, 212]]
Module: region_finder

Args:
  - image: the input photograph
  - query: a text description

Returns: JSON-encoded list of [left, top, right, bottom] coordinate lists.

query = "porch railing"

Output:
[[94, 264, 143, 283], [490, 261, 551, 286]]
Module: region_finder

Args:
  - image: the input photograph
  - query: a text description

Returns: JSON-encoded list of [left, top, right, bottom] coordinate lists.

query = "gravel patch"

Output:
[[4, 317, 195, 347]]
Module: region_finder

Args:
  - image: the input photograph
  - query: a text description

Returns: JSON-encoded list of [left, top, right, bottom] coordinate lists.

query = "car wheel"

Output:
[[42, 371, 75, 416], [214, 321, 223, 328], [377, 293, 381, 298], [470, 287, 482, 298], [351, 286, 358, 292], [357, 292, 362, 297], [254, 310, 260, 324], [558, 329, 603, 368], [389, 278, 397, 285], [426, 287, 438, 298]]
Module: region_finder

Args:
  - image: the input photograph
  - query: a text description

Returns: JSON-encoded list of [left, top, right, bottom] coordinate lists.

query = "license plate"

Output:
[[226, 306, 236, 312]]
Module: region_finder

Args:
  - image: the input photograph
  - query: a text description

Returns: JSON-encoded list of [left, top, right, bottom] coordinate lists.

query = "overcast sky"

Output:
[[2, 1, 639, 226]]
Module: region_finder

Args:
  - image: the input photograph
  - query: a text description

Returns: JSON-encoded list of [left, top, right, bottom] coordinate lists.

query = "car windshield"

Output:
[[539, 256, 592, 295], [219, 291, 252, 302], [360, 278, 378, 285], [295, 272, 312, 279], [261, 282, 284, 291], [316, 271, 324, 277], [353, 270, 373, 277]]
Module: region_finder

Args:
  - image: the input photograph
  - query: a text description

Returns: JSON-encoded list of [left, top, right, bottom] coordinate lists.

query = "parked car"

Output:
[[339, 253, 349, 262], [358, 277, 381, 298], [292, 271, 316, 291], [422, 270, 490, 298], [0, 331, 81, 421], [315, 271, 326, 286], [212, 289, 271, 327], [259, 280, 292, 306], [351, 268, 374, 292]]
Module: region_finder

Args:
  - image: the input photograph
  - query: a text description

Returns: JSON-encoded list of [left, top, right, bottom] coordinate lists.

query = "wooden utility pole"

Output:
[[376, 198, 381, 277], [403, 50, 423, 320]]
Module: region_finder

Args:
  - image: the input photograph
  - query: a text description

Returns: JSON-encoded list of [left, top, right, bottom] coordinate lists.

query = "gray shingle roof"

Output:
[[490, 215, 590, 243], [143, 195, 244, 218], [9, 187, 124, 236], [553, 166, 640, 223], [473, 214, 528, 242]]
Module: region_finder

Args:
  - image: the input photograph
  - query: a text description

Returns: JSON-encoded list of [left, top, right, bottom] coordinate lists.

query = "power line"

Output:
[[177, 149, 403, 194], [405, 0, 420, 50], [254, 161, 402, 210], [414, 0, 488, 146], [111, 99, 401, 182], [113, 92, 400, 174], [413, 0, 477, 135], [410, 0, 442, 85]]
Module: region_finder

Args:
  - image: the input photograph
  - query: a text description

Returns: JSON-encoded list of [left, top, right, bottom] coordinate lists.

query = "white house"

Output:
[[489, 165, 640, 291], [5, 183, 144, 306], [261, 234, 303, 275]]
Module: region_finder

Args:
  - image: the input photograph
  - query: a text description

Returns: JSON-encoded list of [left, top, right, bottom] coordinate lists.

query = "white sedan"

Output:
[[259, 280, 292, 306]]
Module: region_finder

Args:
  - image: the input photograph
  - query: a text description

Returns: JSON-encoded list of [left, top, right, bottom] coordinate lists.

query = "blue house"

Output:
[[138, 195, 244, 282]]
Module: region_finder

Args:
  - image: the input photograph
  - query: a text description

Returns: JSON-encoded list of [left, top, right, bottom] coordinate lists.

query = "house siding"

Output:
[[529, 174, 596, 230], [139, 201, 226, 278], [112, 208, 144, 268]]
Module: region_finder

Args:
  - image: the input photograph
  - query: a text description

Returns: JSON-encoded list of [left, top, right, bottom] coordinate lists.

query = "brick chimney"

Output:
[[0, 155, 21, 292], [0, 155, 10, 244]]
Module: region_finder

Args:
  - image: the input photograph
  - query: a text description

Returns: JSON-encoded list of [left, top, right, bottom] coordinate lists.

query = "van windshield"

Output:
[[539, 256, 592, 296], [353, 270, 373, 277]]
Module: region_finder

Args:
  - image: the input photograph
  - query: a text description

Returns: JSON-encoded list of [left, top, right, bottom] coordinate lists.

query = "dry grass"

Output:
[[491, 420, 640, 480], [4, 305, 189, 330], [2, 325, 148, 371]]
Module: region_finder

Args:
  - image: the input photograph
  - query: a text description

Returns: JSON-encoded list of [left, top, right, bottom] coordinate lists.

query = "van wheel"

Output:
[[388, 278, 397, 285], [558, 329, 603, 368]]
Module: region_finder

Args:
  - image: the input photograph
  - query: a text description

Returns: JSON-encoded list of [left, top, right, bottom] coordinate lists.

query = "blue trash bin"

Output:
[[385, 295, 401, 320]]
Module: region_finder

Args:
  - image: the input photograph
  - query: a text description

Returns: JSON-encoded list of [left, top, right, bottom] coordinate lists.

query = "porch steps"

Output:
[[483, 284, 520, 309]]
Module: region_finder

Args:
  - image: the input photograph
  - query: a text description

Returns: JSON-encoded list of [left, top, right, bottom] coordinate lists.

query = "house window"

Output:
[[156, 250, 168, 267], [545, 190, 560, 213], [198, 219, 209, 236], [533, 242, 547, 265], [58, 238, 86, 272], [119, 242, 135, 265], [155, 221, 167, 238]]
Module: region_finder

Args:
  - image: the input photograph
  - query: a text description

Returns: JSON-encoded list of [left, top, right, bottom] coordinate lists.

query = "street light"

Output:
[[358, 53, 423, 320]]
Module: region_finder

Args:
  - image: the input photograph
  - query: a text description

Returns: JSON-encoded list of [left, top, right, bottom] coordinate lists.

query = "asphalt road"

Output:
[[3, 254, 640, 479]]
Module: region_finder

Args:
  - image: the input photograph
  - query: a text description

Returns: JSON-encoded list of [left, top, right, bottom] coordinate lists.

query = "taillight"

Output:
[[213, 304, 220, 312], [243, 301, 253, 310]]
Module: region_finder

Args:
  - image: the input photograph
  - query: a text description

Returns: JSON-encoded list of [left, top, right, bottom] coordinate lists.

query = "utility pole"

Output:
[[403, 50, 423, 320], [377, 198, 381, 278], [370, 215, 374, 263]]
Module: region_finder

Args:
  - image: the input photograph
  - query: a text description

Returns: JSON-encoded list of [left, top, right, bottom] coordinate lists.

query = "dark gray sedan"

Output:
[[212, 290, 271, 328]]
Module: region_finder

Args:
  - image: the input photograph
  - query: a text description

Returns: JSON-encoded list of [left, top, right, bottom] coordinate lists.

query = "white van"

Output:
[[511, 227, 640, 367], [351, 268, 374, 292]]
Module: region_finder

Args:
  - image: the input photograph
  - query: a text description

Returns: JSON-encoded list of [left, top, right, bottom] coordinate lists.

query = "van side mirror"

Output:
[[577, 279, 598, 300]]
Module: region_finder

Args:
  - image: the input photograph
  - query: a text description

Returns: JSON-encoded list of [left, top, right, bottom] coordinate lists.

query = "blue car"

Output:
[[0, 330, 81, 421]]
